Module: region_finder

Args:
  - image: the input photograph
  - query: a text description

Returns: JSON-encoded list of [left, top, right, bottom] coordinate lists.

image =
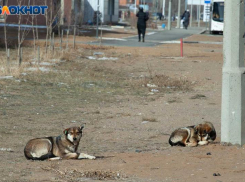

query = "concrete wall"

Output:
[[104, 0, 119, 23], [84, 0, 119, 23], [84, 0, 102, 23]]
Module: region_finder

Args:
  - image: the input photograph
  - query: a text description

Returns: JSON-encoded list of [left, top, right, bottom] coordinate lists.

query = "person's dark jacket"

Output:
[[136, 9, 149, 29], [184, 11, 190, 24], [181, 11, 186, 20]]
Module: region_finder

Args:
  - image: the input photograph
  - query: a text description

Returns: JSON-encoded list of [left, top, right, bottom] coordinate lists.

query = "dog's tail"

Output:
[[169, 136, 186, 147], [169, 133, 183, 146], [24, 144, 33, 160], [168, 136, 174, 146], [24, 148, 30, 160], [169, 128, 190, 147]]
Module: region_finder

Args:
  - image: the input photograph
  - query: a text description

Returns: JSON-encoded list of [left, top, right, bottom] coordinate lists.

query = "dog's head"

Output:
[[195, 124, 209, 141], [63, 125, 85, 145]]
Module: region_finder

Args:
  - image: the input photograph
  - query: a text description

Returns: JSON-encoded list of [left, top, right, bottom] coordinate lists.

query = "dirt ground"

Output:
[[0, 31, 245, 182], [185, 34, 223, 42]]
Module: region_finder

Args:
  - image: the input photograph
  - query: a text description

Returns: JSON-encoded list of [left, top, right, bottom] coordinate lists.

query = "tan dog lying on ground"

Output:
[[24, 125, 96, 161], [169, 121, 216, 147]]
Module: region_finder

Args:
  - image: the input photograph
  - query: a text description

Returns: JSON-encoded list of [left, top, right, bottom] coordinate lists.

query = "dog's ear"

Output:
[[63, 128, 69, 135], [80, 124, 86, 131]]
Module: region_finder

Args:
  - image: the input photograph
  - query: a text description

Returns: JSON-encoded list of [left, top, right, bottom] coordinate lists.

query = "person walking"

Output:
[[136, 7, 149, 42], [180, 10, 186, 29], [183, 9, 190, 30]]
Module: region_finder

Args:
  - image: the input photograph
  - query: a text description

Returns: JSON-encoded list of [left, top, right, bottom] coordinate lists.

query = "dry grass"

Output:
[[167, 97, 182, 104], [81, 44, 114, 50], [142, 117, 158, 122], [69, 169, 122, 180], [190, 94, 206, 100], [41, 166, 123, 181], [0, 46, 88, 77], [0, 55, 26, 77], [140, 74, 193, 93], [0, 44, 193, 104], [0, 42, 194, 112]]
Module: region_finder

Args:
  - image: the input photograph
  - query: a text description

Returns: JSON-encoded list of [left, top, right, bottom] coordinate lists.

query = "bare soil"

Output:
[[0, 32, 244, 182], [185, 34, 223, 42]]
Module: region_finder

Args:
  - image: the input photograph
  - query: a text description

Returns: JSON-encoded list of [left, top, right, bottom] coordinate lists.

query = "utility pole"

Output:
[[162, 0, 165, 18], [221, 0, 245, 145], [208, 0, 212, 33], [185, 0, 188, 10], [190, 0, 193, 27], [176, 0, 181, 28], [156, 0, 158, 27], [167, 0, 172, 30], [198, 0, 201, 27], [96, 0, 99, 38], [135, 0, 137, 14]]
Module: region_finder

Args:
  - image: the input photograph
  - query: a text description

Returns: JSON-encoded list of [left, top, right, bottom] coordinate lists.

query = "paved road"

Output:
[[90, 27, 205, 47]]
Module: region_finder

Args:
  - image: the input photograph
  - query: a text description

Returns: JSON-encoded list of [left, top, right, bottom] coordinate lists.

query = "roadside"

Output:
[[0, 24, 207, 48], [2, 26, 242, 182], [89, 27, 206, 47]]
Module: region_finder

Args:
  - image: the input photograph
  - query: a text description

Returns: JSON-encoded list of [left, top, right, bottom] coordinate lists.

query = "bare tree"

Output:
[[17, 0, 22, 65], [17, 0, 31, 65], [35, 15, 39, 42], [49, 0, 53, 50], [31, 0, 36, 52], [44, 0, 62, 54], [4, 0, 9, 60], [30, 1, 40, 51], [45, 0, 49, 53]]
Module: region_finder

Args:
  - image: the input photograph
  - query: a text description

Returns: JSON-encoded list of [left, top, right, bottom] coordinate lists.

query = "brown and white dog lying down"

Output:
[[169, 121, 216, 147], [24, 125, 96, 161]]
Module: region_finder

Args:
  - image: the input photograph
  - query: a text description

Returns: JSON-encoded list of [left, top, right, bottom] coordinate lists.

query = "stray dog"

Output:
[[169, 126, 198, 147], [169, 121, 216, 147], [194, 121, 216, 146], [24, 125, 96, 161]]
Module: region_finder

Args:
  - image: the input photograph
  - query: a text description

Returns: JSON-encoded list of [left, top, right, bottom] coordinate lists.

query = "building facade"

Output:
[[1, 0, 119, 25], [82, 0, 119, 24]]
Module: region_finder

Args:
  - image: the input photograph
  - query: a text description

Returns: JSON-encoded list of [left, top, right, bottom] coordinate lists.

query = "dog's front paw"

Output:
[[88, 155, 96, 160], [48, 157, 62, 161], [198, 141, 209, 146], [78, 153, 96, 160]]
